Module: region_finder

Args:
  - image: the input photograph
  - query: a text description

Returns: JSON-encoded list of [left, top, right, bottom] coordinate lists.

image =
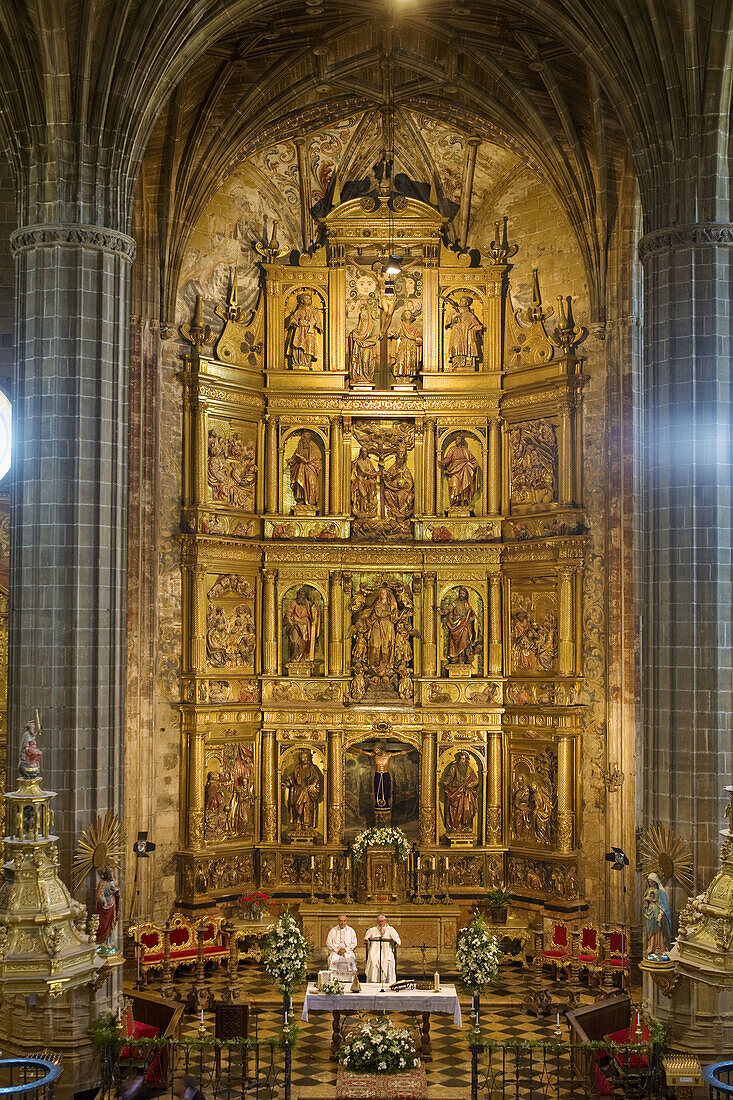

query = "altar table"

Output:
[[301, 981, 462, 1058]]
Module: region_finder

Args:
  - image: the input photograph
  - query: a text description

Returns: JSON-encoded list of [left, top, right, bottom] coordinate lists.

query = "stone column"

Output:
[[330, 416, 343, 514], [9, 222, 135, 879], [488, 418, 501, 514], [262, 568, 278, 675], [556, 735, 574, 852], [488, 573, 502, 675], [188, 730, 205, 849], [190, 565, 208, 672], [558, 567, 575, 676], [261, 729, 277, 842], [422, 572, 437, 677], [423, 418, 436, 515], [328, 728, 344, 845], [329, 571, 343, 674], [486, 730, 502, 844], [639, 224, 733, 883], [419, 728, 436, 846], [265, 413, 278, 514]]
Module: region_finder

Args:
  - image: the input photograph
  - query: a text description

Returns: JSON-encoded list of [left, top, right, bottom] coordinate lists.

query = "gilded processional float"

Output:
[[177, 179, 587, 961]]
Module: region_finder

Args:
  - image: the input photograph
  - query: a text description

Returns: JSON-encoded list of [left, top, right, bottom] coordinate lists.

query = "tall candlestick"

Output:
[[432, 857, 436, 870], [444, 857, 448, 870], [416, 856, 421, 870], [329, 855, 334, 869], [310, 855, 315, 869]]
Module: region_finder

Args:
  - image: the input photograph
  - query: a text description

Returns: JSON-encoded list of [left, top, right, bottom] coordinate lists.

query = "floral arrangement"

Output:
[[262, 910, 310, 994], [317, 975, 345, 995], [455, 911, 500, 994], [338, 1016, 420, 1074], [352, 826, 410, 864], [237, 890, 269, 920]]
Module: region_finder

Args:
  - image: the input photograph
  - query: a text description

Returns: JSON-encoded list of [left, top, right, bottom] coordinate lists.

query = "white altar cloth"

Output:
[[301, 981, 462, 1026]]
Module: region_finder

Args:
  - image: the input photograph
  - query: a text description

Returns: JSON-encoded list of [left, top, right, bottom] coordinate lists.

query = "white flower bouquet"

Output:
[[317, 975, 345, 995], [262, 910, 310, 994], [338, 1016, 420, 1074], [352, 826, 410, 864], [455, 911, 500, 994]]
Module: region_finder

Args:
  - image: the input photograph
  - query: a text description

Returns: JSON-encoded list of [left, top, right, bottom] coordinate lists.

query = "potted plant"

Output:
[[484, 888, 511, 924]]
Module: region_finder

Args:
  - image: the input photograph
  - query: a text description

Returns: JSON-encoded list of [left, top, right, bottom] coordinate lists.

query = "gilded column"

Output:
[[330, 416, 343, 514], [486, 730, 502, 844], [261, 729, 278, 842], [422, 256, 439, 372], [557, 735, 574, 852], [422, 572, 437, 677], [262, 568, 278, 675], [558, 402, 573, 505], [193, 399, 208, 506], [484, 277, 503, 374], [558, 567, 574, 675], [419, 728, 437, 846], [265, 414, 278, 514], [488, 573, 502, 675], [329, 266, 346, 373], [191, 565, 208, 673], [329, 570, 343, 674], [256, 417, 266, 513], [488, 418, 501, 514], [328, 728, 344, 845], [188, 729, 205, 849], [424, 418, 436, 515]]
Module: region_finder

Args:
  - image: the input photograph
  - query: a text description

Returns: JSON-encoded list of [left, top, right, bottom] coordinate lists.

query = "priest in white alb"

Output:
[[364, 913, 401, 984], [326, 913, 358, 973]]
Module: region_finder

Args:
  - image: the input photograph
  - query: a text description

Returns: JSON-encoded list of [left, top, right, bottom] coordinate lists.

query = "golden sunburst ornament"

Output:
[[72, 811, 123, 890], [639, 823, 694, 893]]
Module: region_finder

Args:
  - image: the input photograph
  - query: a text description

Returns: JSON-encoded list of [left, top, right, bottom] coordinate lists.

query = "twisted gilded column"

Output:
[[329, 571, 343, 674], [188, 729, 205, 849], [265, 413, 278, 513], [261, 729, 278, 842], [486, 730, 502, 844], [488, 573, 502, 675], [558, 567, 575, 675], [191, 565, 207, 672], [488, 418, 501, 514], [330, 416, 343, 514], [262, 568, 278, 675], [423, 418, 436, 515], [557, 735, 574, 852], [328, 728, 344, 845], [422, 572, 437, 676], [419, 728, 437, 846]]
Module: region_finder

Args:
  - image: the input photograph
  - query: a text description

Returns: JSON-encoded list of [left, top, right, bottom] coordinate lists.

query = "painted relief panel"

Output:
[[440, 585, 483, 676], [346, 262, 423, 388], [508, 419, 558, 508], [441, 290, 484, 371], [344, 736, 419, 839], [509, 747, 557, 848], [349, 573, 416, 703], [281, 583, 325, 676], [207, 418, 258, 511], [204, 740, 256, 842], [283, 287, 326, 371], [206, 574, 256, 673], [439, 431, 482, 514], [509, 583, 558, 675], [438, 748, 482, 843], [283, 428, 325, 514], [349, 419, 415, 540], [280, 745, 325, 841]]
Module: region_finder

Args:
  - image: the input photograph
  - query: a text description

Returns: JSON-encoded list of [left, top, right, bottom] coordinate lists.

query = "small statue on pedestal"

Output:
[[95, 867, 120, 954], [19, 716, 42, 780]]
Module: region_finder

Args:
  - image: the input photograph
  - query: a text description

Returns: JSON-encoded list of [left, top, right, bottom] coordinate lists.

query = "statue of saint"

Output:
[[226, 745, 255, 836], [95, 868, 120, 953], [446, 294, 482, 370], [351, 448, 378, 518], [288, 430, 321, 508], [643, 873, 672, 958], [285, 291, 321, 369], [348, 306, 379, 385], [382, 445, 414, 520], [444, 751, 479, 832], [284, 586, 320, 664], [443, 586, 477, 666], [355, 740, 411, 811], [19, 719, 42, 777], [364, 584, 399, 674], [531, 776, 555, 844], [389, 307, 422, 381], [439, 434, 480, 508], [510, 774, 532, 841], [285, 749, 321, 831]]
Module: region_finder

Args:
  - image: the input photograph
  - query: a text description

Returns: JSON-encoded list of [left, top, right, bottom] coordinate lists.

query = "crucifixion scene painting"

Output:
[[344, 736, 419, 838]]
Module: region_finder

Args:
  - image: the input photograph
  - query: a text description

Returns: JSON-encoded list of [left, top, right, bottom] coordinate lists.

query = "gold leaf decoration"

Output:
[[639, 823, 694, 893], [72, 811, 123, 890]]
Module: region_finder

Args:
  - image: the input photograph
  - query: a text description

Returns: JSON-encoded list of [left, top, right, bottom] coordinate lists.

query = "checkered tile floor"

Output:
[[130, 960, 631, 1098]]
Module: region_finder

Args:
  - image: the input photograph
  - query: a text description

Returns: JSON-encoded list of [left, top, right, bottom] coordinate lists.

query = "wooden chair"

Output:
[[602, 928, 630, 988], [214, 1000, 249, 1079], [567, 925, 602, 985], [540, 923, 569, 977]]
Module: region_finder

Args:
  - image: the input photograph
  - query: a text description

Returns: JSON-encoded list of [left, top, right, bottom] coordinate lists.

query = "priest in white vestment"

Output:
[[364, 914, 401, 984], [326, 914, 358, 973]]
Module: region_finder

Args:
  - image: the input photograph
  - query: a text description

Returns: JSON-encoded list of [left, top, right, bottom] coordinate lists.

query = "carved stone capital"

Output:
[[638, 221, 733, 262], [10, 222, 137, 260]]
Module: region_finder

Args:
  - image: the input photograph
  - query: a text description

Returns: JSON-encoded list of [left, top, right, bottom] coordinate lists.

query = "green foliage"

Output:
[[484, 888, 511, 909]]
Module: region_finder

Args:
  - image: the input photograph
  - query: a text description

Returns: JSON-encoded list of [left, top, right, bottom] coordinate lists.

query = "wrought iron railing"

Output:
[[704, 1061, 733, 1100], [0, 1057, 62, 1098]]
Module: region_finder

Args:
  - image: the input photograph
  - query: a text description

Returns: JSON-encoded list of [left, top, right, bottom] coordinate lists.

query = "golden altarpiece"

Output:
[[177, 185, 587, 953]]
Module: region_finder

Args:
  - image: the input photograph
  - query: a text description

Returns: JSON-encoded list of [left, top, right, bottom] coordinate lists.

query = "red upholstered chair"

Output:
[[603, 928, 630, 988], [570, 926, 602, 984], [120, 999, 163, 1085], [541, 923, 569, 976]]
